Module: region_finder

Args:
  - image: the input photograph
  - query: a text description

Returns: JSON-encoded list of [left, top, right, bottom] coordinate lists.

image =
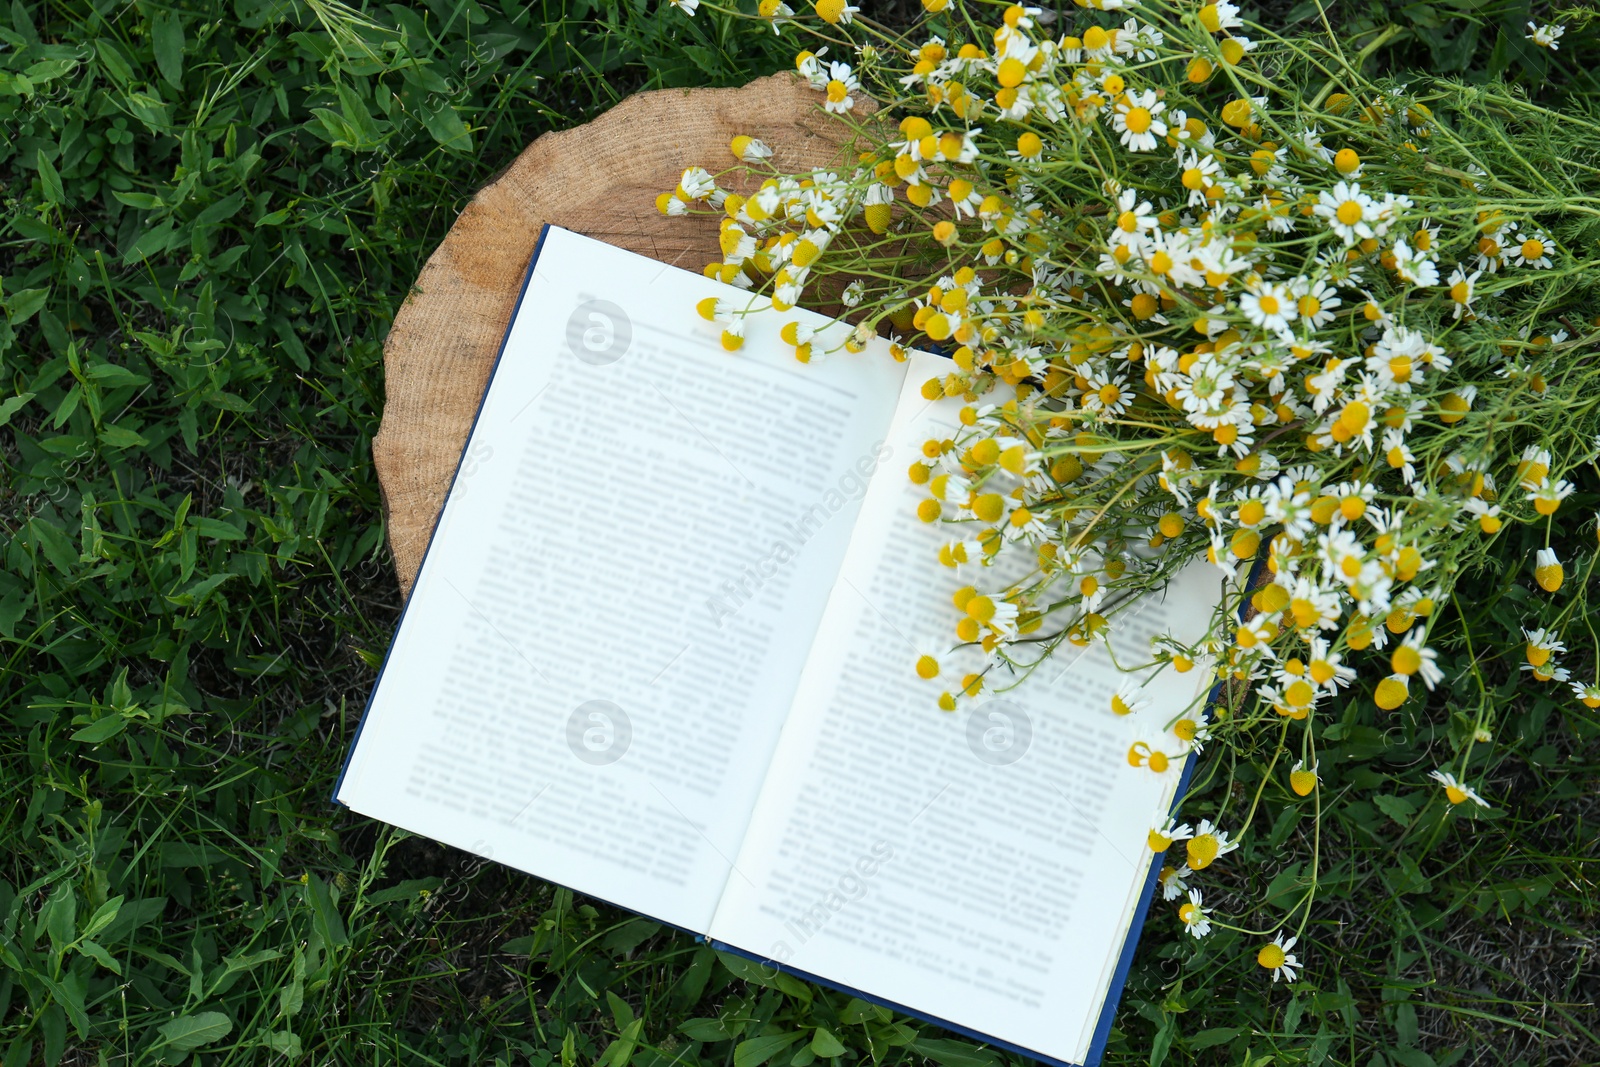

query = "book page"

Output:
[[338, 227, 911, 933], [708, 351, 1221, 1064]]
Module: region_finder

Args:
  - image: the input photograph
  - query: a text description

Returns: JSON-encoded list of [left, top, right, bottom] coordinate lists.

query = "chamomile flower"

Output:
[[822, 61, 860, 113], [1257, 932, 1301, 982], [1516, 627, 1568, 668], [1315, 181, 1378, 244], [1241, 282, 1294, 335], [1526, 22, 1564, 49], [1526, 477, 1575, 516], [1289, 759, 1319, 796], [1178, 888, 1212, 938], [1390, 629, 1443, 690], [1113, 90, 1169, 152], [814, 0, 860, 24], [1305, 636, 1356, 689], [1113, 682, 1150, 716], [1290, 276, 1341, 329], [1429, 769, 1489, 807], [1474, 224, 1514, 273], [1535, 547, 1564, 592], [1158, 864, 1192, 901], [1391, 238, 1439, 287], [1446, 266, 1480, 320], [1199, 0, 1244, 32], [1127, 734, 1177, 773], [1570, 681, 1600, 709], [1185, 819, 1238, 870], [1147, 816, 1194, 851], [1171, 715, 1211, 751], [1511, 230, 1554, 268]]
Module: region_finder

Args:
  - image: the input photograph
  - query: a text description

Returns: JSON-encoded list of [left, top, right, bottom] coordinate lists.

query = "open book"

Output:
[[336, 225, 1222, 1067]]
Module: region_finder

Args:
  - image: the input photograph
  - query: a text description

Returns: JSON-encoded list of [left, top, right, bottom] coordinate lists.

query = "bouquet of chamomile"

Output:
[[663, 0, 1599, 983]]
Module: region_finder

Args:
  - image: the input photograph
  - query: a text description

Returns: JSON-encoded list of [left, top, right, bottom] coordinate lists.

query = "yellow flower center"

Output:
[[1450, 281, 1471, 303], [1374, 675, 1409, 710], [826, 80, 849, 103], [1336, 201, 1364, 226], [1522, 238, 1545, 260], [1179, 902, 1200, 923], [1124, 106, 1153, 134], [1445, 784, 1468, 804], [1257, 293, 1281, 316], [1186, 833, 1219, 870], [1258, 944, 1286, 969]]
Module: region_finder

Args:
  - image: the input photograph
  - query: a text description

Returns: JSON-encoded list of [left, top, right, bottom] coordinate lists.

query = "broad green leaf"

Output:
[[112, 190, 165, 211], [418, 102, 472, 152], [157, 1011, 232, 1052], [93, 37, 133, 83], [605, 990, 634, 1030], [1187, 1027, 1243, 1050], [38, 973, 90, 1039], [70, 716, 128, 744], [839, 998, 888, 1024], [680, 1018, 733, 1043], [84, 363, 149, 388], [304, 873, 349, 950], [75, 939, 122, 975], [0, 392, 34, 428], [4, 287, 48, 324], [193, 191, 246, 227], [97, 424, 150, 449], [600, 1018, 643, 1067], [40, 884, 75, 950], [810, 1029, 847, 1058], [733, 1033, 803, 1067], [910, 1039, 1000, 1067], [1375, 792, 1419, 827], [81, 895, 124, 938], [190, 517, 246, 540], [152, 10, 185, 88], [264, 1031, 302, 1057], [36, 150, 63, 204]]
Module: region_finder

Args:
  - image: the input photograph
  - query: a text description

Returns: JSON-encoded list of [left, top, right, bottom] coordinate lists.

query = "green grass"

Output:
[[0, 1, 1596, 1066]]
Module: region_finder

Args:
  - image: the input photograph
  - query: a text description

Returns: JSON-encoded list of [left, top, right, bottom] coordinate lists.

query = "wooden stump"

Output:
[[374, 72, 870, 598]]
